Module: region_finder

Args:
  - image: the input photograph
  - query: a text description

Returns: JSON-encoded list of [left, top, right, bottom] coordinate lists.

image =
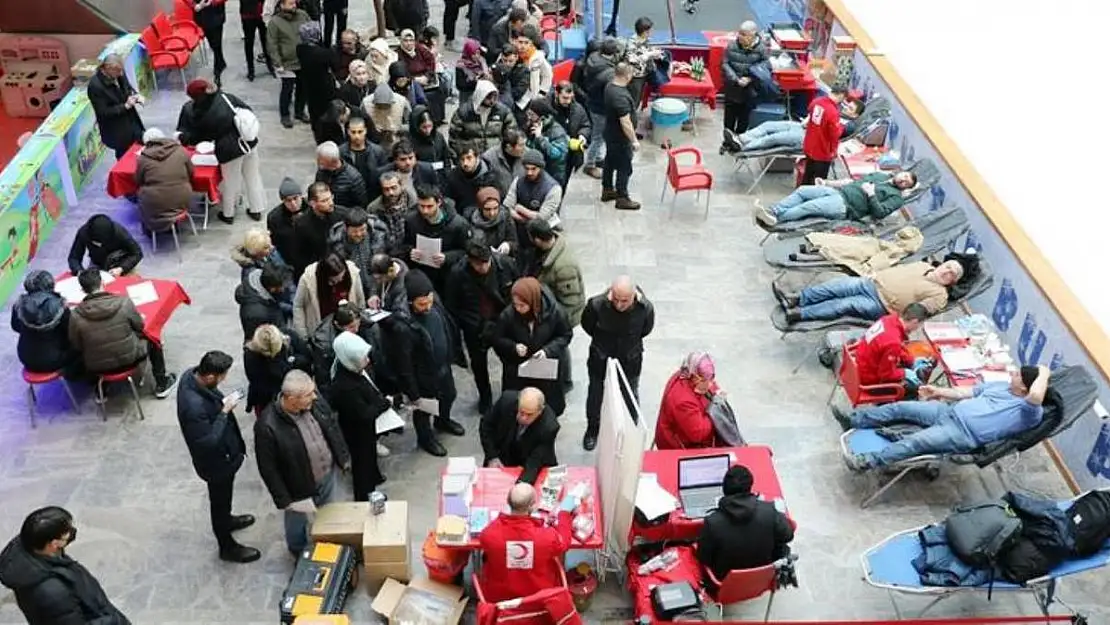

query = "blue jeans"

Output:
[[799, 277, 886, 321], [771, 186, 847, 223], [852, 401, 979, 467], [283, 468, 338, 554], [741, 121, 804, 150], [585, 111, 606, 167]]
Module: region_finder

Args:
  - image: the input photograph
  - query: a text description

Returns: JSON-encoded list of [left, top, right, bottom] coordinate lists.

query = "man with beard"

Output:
[[369, 172, 416, 257], [401, 184, 472, 295], [328, 207, 389, 291], [444, 141, 507, 215], [380, 138, 439, 199], [549, 81, 592, 192], [292, 182, 347, 279]]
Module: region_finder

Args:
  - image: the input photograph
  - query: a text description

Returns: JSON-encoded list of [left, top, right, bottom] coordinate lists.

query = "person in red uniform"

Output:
[[801, 84, 848, 186], [855, 303, 932, 389], [654, 351, 720, 450], [477, 482, 578, 603]]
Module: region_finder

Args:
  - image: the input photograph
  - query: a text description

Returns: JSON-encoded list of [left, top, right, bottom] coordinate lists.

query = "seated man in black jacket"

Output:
[[697, 465, 794, 586], [480, 387, 560, 484], [316, 140, 370, 209], [67, 214, 143, 277]]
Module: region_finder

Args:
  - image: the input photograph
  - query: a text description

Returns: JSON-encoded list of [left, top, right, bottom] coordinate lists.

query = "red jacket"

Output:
[[478, 511, 573, 603], [802, 96, 842, 161], [855, 314, 913, 385], [654, 373, 719, 450]]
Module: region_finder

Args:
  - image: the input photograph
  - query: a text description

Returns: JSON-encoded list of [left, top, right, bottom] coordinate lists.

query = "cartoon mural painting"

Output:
[[0, 227, 20, 273], [991, 278, 1019, 332]]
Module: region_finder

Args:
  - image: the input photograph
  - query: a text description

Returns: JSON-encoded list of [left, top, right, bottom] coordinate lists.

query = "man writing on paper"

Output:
[[478, 481, 576, 602], [480, 387, 559, 484]]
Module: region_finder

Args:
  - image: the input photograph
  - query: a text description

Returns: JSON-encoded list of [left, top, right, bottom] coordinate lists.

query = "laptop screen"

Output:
[[678, 455, 731, 489]]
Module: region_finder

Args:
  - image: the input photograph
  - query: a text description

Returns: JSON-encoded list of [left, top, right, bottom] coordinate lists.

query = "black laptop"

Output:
[[677, 454, 731, 518]]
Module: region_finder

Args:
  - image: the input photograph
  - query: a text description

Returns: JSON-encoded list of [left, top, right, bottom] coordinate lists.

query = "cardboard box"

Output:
[[294, 616, 350, 625], [363, 501, 409, 563], [371, 577, 467, 625], [310, 502, 370, 546], [364, 547, 412, 592]]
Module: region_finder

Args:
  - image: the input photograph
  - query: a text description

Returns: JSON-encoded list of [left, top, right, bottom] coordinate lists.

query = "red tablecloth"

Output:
[[106, 143, 222, 203], [703, 31, 735, 97], [650, 75, 718, 110], [626, 545, 707, 619], [632, 445, 785, 543], [438, 466, 604, 550], [57, 273, 191, 346]]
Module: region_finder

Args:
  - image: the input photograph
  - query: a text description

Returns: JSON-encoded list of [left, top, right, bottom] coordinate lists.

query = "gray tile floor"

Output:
[[0, 3, 1106, 623]]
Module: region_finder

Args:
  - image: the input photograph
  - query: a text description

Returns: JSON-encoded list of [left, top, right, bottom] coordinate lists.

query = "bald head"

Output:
[[508, 483, 536, 514], [609, 276, 637, 311], [517, 388, 546, 426]]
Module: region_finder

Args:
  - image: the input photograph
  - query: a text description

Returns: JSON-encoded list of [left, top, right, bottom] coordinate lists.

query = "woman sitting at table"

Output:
[[243, 324, 312, 416], [10, 270, 81, 377], [654, 351, 722, 450], [134, 128, 195, 234], [293, 252, 367, 338]]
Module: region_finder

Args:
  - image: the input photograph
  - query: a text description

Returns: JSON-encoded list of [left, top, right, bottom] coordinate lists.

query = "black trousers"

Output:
[[338, 418, 381, 501], [323, 11, 348, 47], [463, 332, 493, 403], [605, 0, 620, 34], [98, 339, 167, 382], [602, 141, 633, 196], [723, 99, 755, 137], [585, 364, 639, 430], [202, 23, 227, 75], [242, 17, 272, 75], [279, 73, 306, 119], [206, 474, 236, 550], [413, 370, 458, 440], [801, 158, 833, 186], [443, 0, 465, 41]]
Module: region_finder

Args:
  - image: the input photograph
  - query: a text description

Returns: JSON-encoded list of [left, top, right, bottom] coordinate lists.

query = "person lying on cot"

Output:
[[835, 365, 1050, 471], [854, 304, 934, 391], [754, 170, 918, 228], [725, 100, 863, 153], [773, 260, 963, 325]]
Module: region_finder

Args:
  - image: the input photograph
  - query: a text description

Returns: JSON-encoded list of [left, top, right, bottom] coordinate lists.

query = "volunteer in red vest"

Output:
[[855, 303, 932, 389], [477, 482, 577, 602], [800, 85, 848, 186]]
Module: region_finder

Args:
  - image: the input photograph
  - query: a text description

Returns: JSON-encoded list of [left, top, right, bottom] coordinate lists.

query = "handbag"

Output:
[[706, 394, 745, 446], [220, 93, 260, 153]]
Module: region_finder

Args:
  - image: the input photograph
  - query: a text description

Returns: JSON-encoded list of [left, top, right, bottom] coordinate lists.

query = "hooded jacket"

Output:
[[11, 276, 76, 374], [315, 161, 369, 209], [409, 105, 454, 183], [178, 91, 259, 163], [491, 284, 573, 415], [697, 492, 794, 580], [135, 138, 195, 232], [535, 235, 585, 326], [444, 156, 506, 211], [581, 51, 617, 113], [449, 80, 517, 155], [67, 215, 143, 275], [266, 7, 311, 70], [236, 267, 289, 341], [68, 291, 147, 374], [0, 537, 131, 625]]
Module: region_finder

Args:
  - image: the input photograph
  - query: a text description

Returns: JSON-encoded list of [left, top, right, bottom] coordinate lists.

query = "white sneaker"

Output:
[[377, 442, 391, 457]]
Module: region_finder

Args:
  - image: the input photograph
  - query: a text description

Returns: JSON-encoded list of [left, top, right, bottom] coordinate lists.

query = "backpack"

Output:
[[945, 501, 1022, 568], [1067, 490, 1110, 556], [221, 93, 260, 152]]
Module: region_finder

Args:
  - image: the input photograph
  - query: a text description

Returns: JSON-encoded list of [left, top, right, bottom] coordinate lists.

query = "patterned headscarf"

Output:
[[679, 351, 715, 380], [299, 21, 323, 46]]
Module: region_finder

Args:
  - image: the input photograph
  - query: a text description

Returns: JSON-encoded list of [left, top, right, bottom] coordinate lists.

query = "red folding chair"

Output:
[[661, 147, 714, 219], [152, 12, 203, 53], [832, 340, 907, 407], [140, 26, 192, 89], [704, 563, 778, 621]]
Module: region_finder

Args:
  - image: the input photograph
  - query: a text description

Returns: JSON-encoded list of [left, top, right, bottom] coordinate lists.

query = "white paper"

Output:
[[939, 347, 983, 372], [634, 474, 677, 519], [375, 407, 405, 434], [446, 456, 478, 475], [125, 281, 159, 307], [368, 310, 392, 323], [413, 397, 440, 416], [980, 370, 1012, 383], [518, 357, 559, 380], [55, 271, 114, 304], [414, 234, 442, 267], [275, 68, 296, 79], [432, 161, 444, 170]]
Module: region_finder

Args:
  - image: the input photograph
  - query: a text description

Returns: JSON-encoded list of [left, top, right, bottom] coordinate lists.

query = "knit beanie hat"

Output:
[[186, 79, 210, 100], [475, 186, 501, 207], [405, 269, 435, 299], [521, 149, 545, 168], [527, 98, 554, 118], [278, 177, 301, 200]]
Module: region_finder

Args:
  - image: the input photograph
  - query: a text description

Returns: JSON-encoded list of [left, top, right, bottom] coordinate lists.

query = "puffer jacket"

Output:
[[236, 267, 289, 341], [535, 235, 585, 326], [526, 116, 569, 180], [327, 217, 389, 289], [581, 51, 617, 113], [449, 80, 517, 155], [68, 292, 147, 374], [444, 157, 506, 211], [549, 93, 592, 141], [243, 335, 313, 411], [11, 291, 76, 374], [492, 60, 530, 111], [581, 286, 654, 377], [178, 91, 259, 164], [316, 161, 369, 209], [721, 37, 768, 103], [135, 138, 194, 232], [266, 8, 311, 70]]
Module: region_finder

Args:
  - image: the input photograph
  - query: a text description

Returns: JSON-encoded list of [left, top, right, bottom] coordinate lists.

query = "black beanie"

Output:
[[1020, 366, 1040, 390], [405, 269, 435, 299], [722, 465, 754, 496], [527, 97, 554, 118]]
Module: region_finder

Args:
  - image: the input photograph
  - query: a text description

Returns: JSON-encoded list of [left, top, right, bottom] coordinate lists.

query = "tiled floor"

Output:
[[0, 2, 1106, 624]]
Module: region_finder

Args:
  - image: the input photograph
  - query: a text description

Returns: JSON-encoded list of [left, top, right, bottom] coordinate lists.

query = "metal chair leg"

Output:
[[150, 230, 158, 253], [185, 211, 199, 235], [60, 379, 79, 412], [96, 379, 108, 421], [171, 223, 182, 263], [27, 385, 37, 428], [128, 377, 146, 421], [763, 591, 775, 622], [704, 189, 711, 219], [861, 465, 916, 508]]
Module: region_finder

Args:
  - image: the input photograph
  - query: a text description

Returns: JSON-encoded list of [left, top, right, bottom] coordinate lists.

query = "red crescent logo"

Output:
[[509, 542, 531, 560]]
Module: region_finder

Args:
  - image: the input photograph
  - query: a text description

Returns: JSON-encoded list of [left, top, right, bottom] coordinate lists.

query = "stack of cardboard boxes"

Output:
[[310, 501, 411, 592]]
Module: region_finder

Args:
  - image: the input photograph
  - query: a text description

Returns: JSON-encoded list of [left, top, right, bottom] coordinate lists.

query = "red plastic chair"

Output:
[[149, 210, 199, 262], [473, 560, 569, 625], [140, 26, 192, 88], [661, 147, 714, 219], [704, 563, 778, 621], [834, 340, 907, 407], [96, 367, 146, 421], [173, 0, 199, 26], [551, 60, 574, 86], [152, 12, 203, 53], [22, 369, 79, 428]]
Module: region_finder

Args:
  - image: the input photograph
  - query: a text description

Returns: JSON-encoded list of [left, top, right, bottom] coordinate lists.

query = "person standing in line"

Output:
[[801, 84, 848, 186], [176, 351, 262, 563], [193, 0, 229, 87], [268, 0, 311, 128], [241, 0, 275, 81], [600, 63, 641, 210], [86, 55, 145, 160], [328, 331, 389, 500], [720, 20, 767, 151], [580, 276, 654, 450], [322, 0, 348, 47], [580, 38, 619, 179], [0, 507, 132, 624], [296, 21, 342, 143]]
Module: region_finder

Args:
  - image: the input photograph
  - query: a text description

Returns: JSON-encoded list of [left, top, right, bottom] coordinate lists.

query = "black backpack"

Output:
[[945, 501, 1022, 568], [1067, 490, 1110, 556]]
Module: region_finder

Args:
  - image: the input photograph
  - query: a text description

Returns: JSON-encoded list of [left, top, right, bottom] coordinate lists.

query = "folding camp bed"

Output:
[[839, 365, 1098, 508], [861, 496, 1107, 622]]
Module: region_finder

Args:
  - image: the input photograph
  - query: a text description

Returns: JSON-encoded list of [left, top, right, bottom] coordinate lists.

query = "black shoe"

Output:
[[785, 308, 802, 324], [281, 116, 294, 129], [219, 543, 261, 563], [418, 437, 447, 457], [154, 373, 179, 399], [583, 430, 598, 451], [477, 395, 492, 415], [435, 418, 465, 436], [247, 211, 263, 222], [216, 213, 235, 225], [246, 72, 255, 82], [230, 514, 256, 532], [563, 380, 575, 394], [214, 73, 222, 89], [295, 113, 311, 123], [830, 405, 853, 431], [267, 66, 277, 78], [453, 352, 469, 369], [771, 281, 798, 309]]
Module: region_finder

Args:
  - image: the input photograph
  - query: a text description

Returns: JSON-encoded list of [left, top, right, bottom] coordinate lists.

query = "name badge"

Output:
[[432, 161, 444, 170]]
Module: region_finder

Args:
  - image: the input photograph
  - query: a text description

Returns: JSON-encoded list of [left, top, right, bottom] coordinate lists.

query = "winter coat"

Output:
[[469, 0, 512, 43], [524, 50, 553, 102], [177, 91, 259, 164], [854, 314, 912, 386], [176, 367, 248, 482], [445, 254, 517, 338], [721, 38, 767, 103], [840, 173, 908, 221], [400, 205, 473, 290], [535, 235, 585, 326], [235, 268, 289, 341], [316, 161, 369, 209], [87, 69, 144, 153], [390, 299, 460, 400], [135, 138, 194, 231], [698, 493, 794, 580], [482, 146, 523, 195], [655, 372, 719, 450], [398, 44, 438, 82], [477, 510, 573, 604], [0, 537, 130, 625], [293, 260, 367, 338], [581, 52, 617, 113], [913, 523, 994, 587], [296, 43, 340, 117], [445, 158, 507, 214], [339, 80, 375, 113], [492, 286, 573, 415], [11, 292, 77, 374], [480, 390, 560, 484], [68, 292, 147, 375], [328, 365, 392, 430], [409, 105, 454, 184], [267, 8, 311, 70], [255, 399, 351, 509], [267, 203, 304, 274], [449, 81, 517, 155], [469, 206, 519, 254], [492, 61, 530, 110], [384, 0, 428, 32], [581, 286, 654, 377], [871, 262, 949, 316], [549, 94, 592, 142], [292, 207, 347, 277], [340, 141, 388, 202], [194, 0, 227, 29], [332, 42, 368, 81], [368, 194, 415, 257], [366, 259, 410, 316], [67, 217, 143, 275], [525, 116, 569, 180], [485, 16, 516, 64], [805, 226, 924, 276], [243, 336, 313, 411], [328, 217, 389, 289]]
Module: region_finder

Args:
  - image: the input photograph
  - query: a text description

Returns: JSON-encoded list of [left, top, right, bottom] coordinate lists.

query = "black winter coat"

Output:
[[721, 39, 768, 103], [293, 208, 347, 277], [176, 368, 248, 482], [316, 162, 369, 209], [549, 95, 592, 141], [492, 286, 573, 415], [194, 1, 227, 29], [581, 52, 616, 113], [0, 537, 130, 625], [67, 217, 143, 275], [11, 293, 77, 374], [267, 202, 304, 274], [479, 391, 560, 484], [380, 161, 440, 194], [340, 141, 388, 203], [469, 206, 518, 254], [243, 337, 313, 412], [581, 287, 654, 377], [391, 300, 460, 400], [235, 269, 288, 341], [329, 366, 392, 430], [400, 206, 472, 290], [296, 44, 340, 117], [444, 158, 507, 213], [697, 493, 794, 581], [177, 91, 259, 164], [86, 70, 144, 152], [409, 106, 454, 185], [255, 399, 350, 509], [444, 254, 517, 338]]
